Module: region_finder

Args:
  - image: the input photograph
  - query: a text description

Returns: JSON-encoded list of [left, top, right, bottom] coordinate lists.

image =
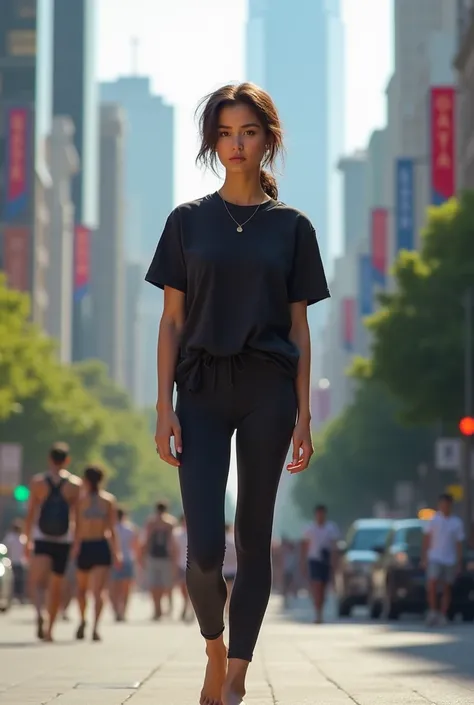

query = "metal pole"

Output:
[[463, 287, 473, 544]]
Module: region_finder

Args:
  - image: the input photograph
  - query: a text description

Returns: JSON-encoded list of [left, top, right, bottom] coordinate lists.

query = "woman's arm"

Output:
[[107, 498, 120, 563], [288, 301, 313, 472], [289, 301, 311, 423], [155, 286, 186, 466]]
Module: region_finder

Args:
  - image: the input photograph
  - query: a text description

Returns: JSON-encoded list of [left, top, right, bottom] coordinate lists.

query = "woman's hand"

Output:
[[287, 418, 313, 474], [155, 407, 182, 468]]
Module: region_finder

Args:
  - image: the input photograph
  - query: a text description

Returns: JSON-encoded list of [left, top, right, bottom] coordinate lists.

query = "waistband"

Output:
[[176, 352, 246, 392]]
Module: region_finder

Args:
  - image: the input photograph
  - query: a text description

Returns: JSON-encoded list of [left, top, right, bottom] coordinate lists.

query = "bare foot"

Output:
[[200, 643, 227, 705]]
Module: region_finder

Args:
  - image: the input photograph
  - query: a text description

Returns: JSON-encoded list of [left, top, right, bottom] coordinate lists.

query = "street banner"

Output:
[[430, 86, 455, 205], [3, 226, 30, 291], [395, 158, 415, 252], [74, 225, 90, 302], [3, 107, 30, 222], [370, 208, 388, 287], [359, 253, 373, 316]]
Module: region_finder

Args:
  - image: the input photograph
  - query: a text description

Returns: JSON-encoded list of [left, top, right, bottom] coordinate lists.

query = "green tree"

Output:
[[292, 380, 433, 528], [0, 278, 110, 479], [356, 192, 474, 427], [73, 360, 180, 512]]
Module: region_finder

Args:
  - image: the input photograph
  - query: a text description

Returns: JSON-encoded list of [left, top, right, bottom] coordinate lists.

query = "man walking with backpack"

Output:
[[24, 443, 82, 641]]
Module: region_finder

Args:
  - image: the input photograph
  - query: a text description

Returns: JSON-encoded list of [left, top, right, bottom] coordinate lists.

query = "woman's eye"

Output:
[[245, 130, 256, 136], [219, 131, 230, 137]]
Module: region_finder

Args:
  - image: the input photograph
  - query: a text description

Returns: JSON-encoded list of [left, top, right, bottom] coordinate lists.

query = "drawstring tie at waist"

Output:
[[177, 353, 246, 392]]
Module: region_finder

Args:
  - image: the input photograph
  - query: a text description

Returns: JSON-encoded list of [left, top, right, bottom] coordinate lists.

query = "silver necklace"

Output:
[[218, 192, 262, 232]]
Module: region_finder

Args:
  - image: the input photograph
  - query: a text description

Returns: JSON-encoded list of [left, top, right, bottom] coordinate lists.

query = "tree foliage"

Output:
[[357, 192, 474, 426], [0, 277, 180, 516], [293, 380, 433, 528]]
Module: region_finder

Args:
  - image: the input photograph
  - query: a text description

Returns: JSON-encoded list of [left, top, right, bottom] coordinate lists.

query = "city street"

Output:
[[0, 594, 473, 704]]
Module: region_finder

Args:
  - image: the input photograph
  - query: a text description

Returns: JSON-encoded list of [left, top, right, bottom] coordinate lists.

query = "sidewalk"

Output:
[[1, 593, 474, 704]]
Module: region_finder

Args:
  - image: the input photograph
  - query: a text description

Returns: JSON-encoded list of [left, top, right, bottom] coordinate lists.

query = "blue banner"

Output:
[[395, 158, 415, 252], [359, 254, 373, 316]]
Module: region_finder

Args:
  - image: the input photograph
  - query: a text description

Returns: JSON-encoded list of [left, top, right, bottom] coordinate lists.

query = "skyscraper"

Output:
[[90, 104, 125, 386], [52, 0, 98, 361], [100, 75, 174, 406], [246, 0, 344, 275]]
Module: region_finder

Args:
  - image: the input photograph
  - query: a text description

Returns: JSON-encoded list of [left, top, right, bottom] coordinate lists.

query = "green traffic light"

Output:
[[13, 485, 30, 502]]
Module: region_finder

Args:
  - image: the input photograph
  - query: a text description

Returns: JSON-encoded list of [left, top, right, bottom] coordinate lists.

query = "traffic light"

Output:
[[13, 485, 30, 502], [459, 417, 474, 436]]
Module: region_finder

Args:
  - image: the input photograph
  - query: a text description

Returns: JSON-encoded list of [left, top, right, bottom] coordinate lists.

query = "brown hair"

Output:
[[83, 464, 105, 493], [196, 82, 284, 200]]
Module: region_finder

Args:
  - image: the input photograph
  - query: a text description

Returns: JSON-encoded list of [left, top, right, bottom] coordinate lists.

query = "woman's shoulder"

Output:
[[169, 193, 217, 219], [269, 201, 316, 231]]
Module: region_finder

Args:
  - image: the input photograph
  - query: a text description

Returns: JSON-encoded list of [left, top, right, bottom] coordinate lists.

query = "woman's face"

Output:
[[215, 103, 268, 176]]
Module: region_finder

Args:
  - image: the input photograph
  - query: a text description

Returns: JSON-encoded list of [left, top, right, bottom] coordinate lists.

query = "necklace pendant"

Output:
[[236, 225, 243, 233]]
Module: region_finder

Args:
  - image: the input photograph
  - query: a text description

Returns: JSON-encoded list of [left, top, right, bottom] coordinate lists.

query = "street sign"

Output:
[[435, 438, 462, 470], [0, 443, 23, 491]]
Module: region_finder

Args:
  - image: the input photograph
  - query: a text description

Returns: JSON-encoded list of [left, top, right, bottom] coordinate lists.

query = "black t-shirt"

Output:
[[145, 192, 330, 390]]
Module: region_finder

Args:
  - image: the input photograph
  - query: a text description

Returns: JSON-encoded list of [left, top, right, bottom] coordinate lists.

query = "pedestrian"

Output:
[[72, 465, 121, 642], [109, 507, 138, 622], [422, 492, 464, 626], [302, 504, 339, 624], [140, 501, 177, 620], [23, 442, 82, 641], [146, 82, 329, 705], [2, 520, 27, 603]]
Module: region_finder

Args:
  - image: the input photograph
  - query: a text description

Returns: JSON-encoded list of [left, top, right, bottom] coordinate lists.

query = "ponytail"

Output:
[[260, 169, 278, 200]]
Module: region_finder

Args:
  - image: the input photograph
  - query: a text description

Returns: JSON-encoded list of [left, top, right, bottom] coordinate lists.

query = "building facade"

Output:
[[0, 0, 52, 330], [45, 116, 78, 363], [100, 76, 174, 406], [90, 104, 125, 386], [53, 0, 98, 361], [455, 1, 474, 189]]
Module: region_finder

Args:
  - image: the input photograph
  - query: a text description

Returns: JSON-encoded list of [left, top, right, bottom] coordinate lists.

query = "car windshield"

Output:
[[348, 527, 391, 551]]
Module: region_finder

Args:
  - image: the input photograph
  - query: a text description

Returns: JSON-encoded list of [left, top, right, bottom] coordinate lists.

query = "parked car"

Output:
[[368, 518, 474, 621], [335, 518, 394, 617], [0, 543, 13, 613]]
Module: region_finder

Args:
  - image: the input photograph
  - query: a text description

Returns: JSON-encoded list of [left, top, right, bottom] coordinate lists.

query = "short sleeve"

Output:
[[455, 519, 465, 542], [288, 216, 330, 305], [145, 209, 186, 293]]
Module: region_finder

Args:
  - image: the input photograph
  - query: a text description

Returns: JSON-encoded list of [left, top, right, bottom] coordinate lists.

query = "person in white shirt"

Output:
[[223, 524, 237, 617], [422, 493, 465, 626], [302, 504, 339, 623]]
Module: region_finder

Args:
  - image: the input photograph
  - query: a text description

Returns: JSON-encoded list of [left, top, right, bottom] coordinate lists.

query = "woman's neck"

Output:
[[219, 173, 268, 206]]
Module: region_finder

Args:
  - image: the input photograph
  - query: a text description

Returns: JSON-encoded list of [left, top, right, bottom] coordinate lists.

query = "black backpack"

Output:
[[38, 477, 70, 537]]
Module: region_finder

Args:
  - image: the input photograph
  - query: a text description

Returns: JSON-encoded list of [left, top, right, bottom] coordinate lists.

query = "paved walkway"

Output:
[[0, 593, 473, 703]]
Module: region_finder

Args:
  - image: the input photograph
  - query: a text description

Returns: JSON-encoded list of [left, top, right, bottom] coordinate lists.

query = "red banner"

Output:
[[371, 209, 388, 286], [74, 225, 90, 301], [430, 86, 455, 205], [3, 226, 30, 291], [4, 107, 29, 221], [342, 298, 355, 351]]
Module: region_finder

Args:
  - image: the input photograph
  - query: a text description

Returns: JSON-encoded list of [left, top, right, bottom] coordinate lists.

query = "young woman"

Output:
[[146, 82, 329, 705], [72, 465, 121, 642]]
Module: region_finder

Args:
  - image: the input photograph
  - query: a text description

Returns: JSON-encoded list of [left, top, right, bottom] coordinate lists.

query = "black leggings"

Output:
[[176, 355, 297, 661]]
